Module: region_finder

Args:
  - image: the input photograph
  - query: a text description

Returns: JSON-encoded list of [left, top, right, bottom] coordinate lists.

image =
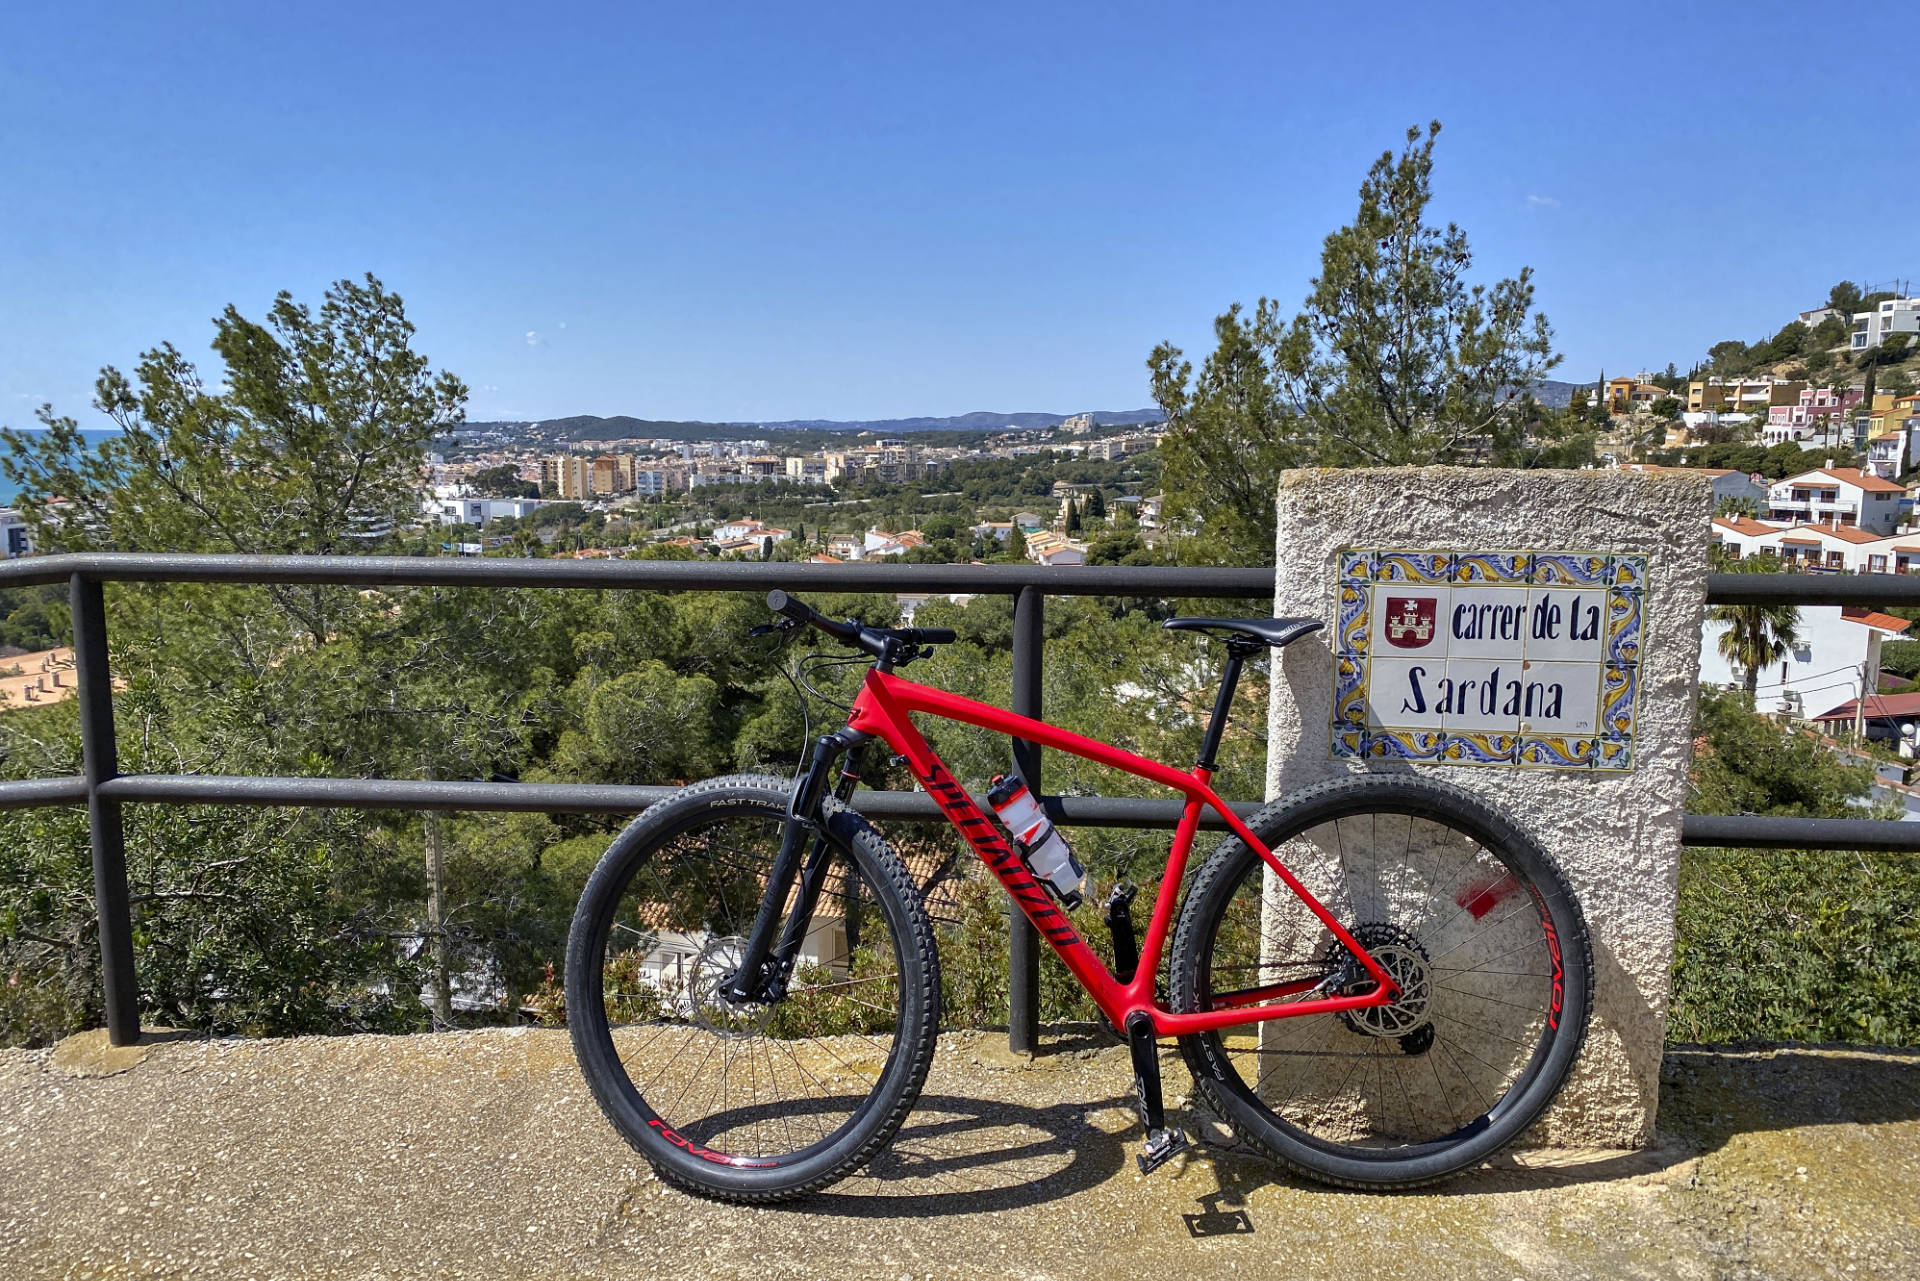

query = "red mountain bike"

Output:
[[566, 591, 1592, 1202]]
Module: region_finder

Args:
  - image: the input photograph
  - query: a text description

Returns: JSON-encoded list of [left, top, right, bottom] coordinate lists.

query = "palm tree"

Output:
[[1709, 553, 1801, 704]]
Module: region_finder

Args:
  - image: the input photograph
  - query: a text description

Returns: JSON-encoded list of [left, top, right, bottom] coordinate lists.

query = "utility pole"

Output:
[[1856, 659, 1873, 744]]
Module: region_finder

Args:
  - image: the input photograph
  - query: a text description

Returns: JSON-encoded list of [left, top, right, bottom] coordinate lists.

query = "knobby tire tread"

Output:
[[1171, 773, 1594, 1190], [567, 774, 941, 1204]]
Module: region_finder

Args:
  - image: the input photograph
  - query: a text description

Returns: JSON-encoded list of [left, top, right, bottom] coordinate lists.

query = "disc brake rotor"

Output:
[[1323, 922, 1434, 1045]]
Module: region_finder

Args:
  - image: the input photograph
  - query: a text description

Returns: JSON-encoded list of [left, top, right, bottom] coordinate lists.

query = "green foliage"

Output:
[[1855, 333, 1913, 370], [1671, 692, 1918, 1046], [1148, 304, 1296, 563], [1691, 690, 1870, 817], [0, 586, 67, 654], [1670, 846, 1920, 1044], [1150, 122, 1559, 563], [471, 464, 538, 498], [1879, 639, 1920, 679], [1, 274, 466, 563]]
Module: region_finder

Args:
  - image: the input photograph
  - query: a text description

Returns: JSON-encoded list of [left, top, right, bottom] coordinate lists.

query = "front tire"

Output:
[[1170, 774, 1591, 1189], [565, 775, 941, 1202]]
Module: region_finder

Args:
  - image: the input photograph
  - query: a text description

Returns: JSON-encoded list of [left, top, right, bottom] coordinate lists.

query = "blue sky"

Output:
[[3, 2, 1916, 425]]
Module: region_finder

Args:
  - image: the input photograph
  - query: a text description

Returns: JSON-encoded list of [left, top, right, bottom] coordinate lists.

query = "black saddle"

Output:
[[1162, 616, 1324, 649]]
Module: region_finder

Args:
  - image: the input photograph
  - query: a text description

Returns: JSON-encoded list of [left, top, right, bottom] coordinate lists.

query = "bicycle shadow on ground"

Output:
[[780, 1091, 1134, 1218]]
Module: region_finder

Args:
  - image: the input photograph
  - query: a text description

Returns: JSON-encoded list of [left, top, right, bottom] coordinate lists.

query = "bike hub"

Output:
[[1325, 922, 1434, 1052]]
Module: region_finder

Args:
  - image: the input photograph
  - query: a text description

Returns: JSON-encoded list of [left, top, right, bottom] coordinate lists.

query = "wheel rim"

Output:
[[583, 805, 910, 1169], [1195, 802, 1568, 1161]]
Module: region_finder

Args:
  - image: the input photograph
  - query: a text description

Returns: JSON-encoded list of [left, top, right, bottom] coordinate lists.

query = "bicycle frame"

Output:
[[845, 667, 1398, 1038]]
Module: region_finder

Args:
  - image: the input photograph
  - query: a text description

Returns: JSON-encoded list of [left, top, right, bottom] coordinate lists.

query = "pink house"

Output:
[[1767, 386, 1863, 430]]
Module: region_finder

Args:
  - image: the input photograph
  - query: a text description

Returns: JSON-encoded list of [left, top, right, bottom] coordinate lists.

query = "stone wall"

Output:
[[1264, 466, 1712, 1145]]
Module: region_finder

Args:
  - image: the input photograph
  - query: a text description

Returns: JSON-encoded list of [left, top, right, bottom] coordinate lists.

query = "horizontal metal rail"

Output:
[[79, 775, 1265, 829], [6, 552, 1916, 1049], [1703, 571, 1920, 607], [0, 551, 1274, 597]]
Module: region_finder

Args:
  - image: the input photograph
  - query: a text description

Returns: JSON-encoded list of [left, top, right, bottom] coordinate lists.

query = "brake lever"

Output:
[[747, 619, 800, 639]]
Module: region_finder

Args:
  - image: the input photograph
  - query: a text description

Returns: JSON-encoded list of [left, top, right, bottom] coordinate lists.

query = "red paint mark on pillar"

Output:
[[1455, 872, 1519, 921]]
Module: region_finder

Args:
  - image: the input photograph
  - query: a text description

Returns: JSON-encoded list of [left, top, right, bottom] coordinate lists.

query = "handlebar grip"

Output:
[[905, 628, 958, 645], [766, 589, 814, 623]]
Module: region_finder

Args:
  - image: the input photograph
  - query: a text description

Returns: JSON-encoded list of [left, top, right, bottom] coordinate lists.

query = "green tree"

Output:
[[1148, 303, 1297, 562], [1085, 488, 1106, 520], [472, 464, 538, 498], [1707, 554, 1802, 703], [1149, 122, 1559, 562], [1064, 499, 1082, 534], [1829, 281, 1865, 315], [3, 274, 465, 563], [1268, 122, 1560, 466]]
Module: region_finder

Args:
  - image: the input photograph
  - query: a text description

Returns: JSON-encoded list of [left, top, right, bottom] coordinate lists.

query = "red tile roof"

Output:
[[1712, 517, 1781, 537], [1816, 526, 1895, 545], [1813, 691, 1920, 722], [1840, 607, 1913, 633], [1794, 467, 1905, 493]]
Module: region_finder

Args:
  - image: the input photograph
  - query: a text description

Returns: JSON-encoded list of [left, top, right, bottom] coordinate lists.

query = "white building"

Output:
[[1712, 516, 1920, 574], [1764, 467, 1906, 535], [1699, 604, 1909, 720], [1025, 531, 1087, 567], [423, 496, 545, 527], [1867, 427, 1920, 481], [1616, 464, 1767, 509], [0, 508, 32, 558], [1852, 297, 1920, 352]]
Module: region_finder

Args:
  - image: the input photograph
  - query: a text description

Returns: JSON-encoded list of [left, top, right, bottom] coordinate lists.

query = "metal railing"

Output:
[[4, 552, 1919, 1051]]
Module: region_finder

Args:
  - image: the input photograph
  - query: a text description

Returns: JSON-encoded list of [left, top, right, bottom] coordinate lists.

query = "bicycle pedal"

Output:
[[1137, 1127, 1192, 1175]]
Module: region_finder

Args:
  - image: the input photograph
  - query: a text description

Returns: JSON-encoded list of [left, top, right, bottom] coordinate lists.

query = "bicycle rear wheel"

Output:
[[565, 774, 940, 1202], [1170, 774, 1591, 1188]]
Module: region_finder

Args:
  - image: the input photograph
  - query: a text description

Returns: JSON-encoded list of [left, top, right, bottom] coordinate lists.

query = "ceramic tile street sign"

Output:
[[1331, 548, 1646, 769]]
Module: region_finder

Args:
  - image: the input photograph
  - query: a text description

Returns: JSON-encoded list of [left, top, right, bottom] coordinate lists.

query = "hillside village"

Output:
[[5, 286, 1919, 748]]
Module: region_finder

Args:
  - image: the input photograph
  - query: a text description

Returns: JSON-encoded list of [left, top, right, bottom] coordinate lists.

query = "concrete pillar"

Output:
[[1264, 466, 1710, 1146]]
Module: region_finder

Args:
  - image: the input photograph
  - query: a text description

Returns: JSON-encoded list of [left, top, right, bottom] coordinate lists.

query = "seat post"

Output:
[[1195, 640, 1259, 772]]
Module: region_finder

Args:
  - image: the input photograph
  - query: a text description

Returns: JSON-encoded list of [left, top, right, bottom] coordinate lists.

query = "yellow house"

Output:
[[1604, 377, 1669, 411], [1687, 377, 1807, 413]]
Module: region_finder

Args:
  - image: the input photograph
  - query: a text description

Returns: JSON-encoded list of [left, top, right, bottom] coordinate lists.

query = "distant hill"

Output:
[[460, 409, 1161, 442], [1524, 380, 1596, 410]]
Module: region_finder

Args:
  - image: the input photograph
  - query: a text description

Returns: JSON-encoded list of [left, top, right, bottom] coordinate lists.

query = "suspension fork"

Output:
[[719, 727, 871, 1003]]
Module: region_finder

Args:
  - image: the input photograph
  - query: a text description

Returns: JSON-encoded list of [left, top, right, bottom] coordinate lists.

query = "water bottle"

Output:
[[986, 773, 1087, 909]]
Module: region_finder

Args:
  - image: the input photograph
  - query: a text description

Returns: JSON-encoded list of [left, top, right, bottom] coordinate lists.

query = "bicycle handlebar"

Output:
[[764, 590, 957, 653]]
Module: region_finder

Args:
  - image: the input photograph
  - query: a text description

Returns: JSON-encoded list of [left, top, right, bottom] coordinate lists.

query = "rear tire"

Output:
[[566, 775, 940, 1202], [1169, 774, 1591, 1189]]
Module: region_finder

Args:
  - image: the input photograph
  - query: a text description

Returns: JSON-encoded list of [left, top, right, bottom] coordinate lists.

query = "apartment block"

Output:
[[1763, 467, 1906, 535], [1688, 376, 1807, 414], [1851, 297, 1920, 351], [541, 454, 638, 499]]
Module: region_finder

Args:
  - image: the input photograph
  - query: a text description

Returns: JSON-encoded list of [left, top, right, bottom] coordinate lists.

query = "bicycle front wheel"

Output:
[[565, 774, 940, 1202], [1170, 774, 1591, 1189]]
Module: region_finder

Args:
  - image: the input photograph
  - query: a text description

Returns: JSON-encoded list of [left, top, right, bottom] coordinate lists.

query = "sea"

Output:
[[0, 428, 121, 507]]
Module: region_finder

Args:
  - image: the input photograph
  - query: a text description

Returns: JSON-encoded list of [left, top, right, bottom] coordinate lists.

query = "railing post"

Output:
[[71, 573, 139, 1046], [1008, 586, 1042, 1054]]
